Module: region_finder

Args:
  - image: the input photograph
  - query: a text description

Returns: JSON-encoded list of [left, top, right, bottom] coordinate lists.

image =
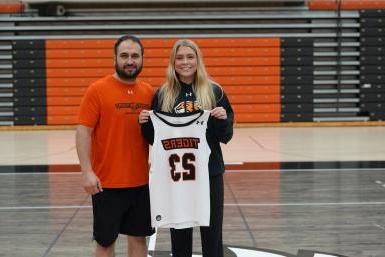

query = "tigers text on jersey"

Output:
[[149, 110, 211, 229]]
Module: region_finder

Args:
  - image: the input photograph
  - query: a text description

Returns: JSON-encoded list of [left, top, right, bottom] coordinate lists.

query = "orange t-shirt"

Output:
[[78, 74, 154, 188]]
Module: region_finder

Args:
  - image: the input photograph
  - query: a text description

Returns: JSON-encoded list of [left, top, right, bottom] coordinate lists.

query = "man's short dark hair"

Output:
[[114, 35, 144, 56]]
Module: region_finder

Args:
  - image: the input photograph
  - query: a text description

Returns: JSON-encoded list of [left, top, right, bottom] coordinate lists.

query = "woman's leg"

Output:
[[200, 174, 224, 257], [170, 227, 193, 257]]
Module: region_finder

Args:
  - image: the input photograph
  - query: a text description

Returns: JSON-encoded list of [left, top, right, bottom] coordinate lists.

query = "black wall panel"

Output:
[[280, 37, 314, 122], [11, 40, 47, 125], [359, 10, 385, 121]]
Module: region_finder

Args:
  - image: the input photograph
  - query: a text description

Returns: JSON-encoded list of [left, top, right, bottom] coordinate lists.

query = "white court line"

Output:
[[373, 223, 385, 230], [1, 201, 385, 210], [0, 172, 81, 175], [0, 205, 91, 210], [148, 229, 157, 252], [0, 203, 157, 256], [225, 162, 244, 165]]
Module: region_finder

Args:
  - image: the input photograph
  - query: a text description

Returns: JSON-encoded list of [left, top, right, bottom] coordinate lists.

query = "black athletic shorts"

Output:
[[91, 184, 155, 247]]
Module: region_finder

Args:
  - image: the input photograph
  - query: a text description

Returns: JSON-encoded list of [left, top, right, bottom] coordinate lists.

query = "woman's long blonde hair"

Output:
[[159, 39, 216, 112]]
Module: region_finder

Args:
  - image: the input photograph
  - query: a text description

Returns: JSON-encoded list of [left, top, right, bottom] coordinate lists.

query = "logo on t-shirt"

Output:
[[115, 102, 150, 111], [174, 100, 199, 113]]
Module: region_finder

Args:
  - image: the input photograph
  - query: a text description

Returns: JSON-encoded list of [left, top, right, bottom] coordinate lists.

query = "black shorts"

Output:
[[91, 184, 155, 247]]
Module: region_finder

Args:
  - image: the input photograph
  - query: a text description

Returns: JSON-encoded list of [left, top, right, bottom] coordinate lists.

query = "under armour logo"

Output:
[[127, 89, 134, 95], [196, 120, 204, 125], [186, 92, 192, 97]]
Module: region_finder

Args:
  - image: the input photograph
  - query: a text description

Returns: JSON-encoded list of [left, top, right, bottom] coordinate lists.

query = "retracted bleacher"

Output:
[[1, 0, 385, 126]]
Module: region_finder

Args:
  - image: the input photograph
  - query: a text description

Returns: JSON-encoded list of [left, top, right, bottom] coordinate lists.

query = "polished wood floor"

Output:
[[0, 127, 384, 257]]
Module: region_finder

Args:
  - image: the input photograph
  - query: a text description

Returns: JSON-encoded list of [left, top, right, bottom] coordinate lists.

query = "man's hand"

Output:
[[82, 170, 102, 195]]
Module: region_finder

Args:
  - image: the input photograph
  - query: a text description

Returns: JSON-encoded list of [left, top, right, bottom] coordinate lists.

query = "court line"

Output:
[[225, 178, 257, 247], [1, 201, 385, 210], [148, 229, 157, 252], [41, 195, 89, 257], [373, 223, 385, 230], [226, 168, 385, 172], [226, 202, 385, 206], [1, 167, 384, 176], [0, 172, 80, 175], [249, 136, 314, 160], [0, 206, 91, 210]]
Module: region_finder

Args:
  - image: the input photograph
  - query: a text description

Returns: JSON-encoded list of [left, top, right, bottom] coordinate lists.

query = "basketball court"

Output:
[[1, 0, 385, 256], [1, 126, 384, 257]]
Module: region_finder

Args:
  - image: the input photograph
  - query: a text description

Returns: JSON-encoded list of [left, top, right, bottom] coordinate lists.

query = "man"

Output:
[[76, 35, 154, 257]]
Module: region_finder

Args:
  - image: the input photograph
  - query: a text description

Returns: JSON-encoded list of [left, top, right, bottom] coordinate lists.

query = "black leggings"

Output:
[[170, 173, 224, 257]]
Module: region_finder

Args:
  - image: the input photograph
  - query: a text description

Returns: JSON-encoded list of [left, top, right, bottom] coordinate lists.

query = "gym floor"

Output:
[[0, 126, 384, 257]]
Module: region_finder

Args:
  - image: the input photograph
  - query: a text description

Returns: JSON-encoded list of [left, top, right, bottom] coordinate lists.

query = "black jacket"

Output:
[[141, 82, 234, 176]]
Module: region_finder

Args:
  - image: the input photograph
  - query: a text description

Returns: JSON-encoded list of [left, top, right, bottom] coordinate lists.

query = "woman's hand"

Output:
[[210, 107, 227, 120], [138, 110, 150, 124]]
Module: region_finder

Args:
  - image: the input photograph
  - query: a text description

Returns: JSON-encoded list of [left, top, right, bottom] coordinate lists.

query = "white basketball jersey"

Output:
[[149, 110, 211, 229]]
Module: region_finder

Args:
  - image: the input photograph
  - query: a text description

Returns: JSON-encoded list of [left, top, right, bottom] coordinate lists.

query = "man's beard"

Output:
[[115, 63, 142, 80]]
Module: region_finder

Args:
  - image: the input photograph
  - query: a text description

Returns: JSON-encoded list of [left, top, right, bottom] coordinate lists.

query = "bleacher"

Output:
[[1, 0, 385, 126]]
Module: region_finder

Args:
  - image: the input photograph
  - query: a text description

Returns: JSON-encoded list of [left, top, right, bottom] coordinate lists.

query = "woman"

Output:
[[139, 39, 233, 257]]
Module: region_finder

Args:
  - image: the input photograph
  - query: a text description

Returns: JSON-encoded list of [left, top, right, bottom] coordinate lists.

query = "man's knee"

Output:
[[128, 236, 147, 257], [96, 242, 115, 257], [128, 235, 146, 246]]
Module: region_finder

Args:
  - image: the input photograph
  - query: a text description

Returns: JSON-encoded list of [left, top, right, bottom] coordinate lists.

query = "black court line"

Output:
[[0, 161, 384, 173], [227, 161, 385, 170]]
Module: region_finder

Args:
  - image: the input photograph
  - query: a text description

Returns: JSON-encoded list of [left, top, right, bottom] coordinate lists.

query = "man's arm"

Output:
[[76, 124, 102, 195]]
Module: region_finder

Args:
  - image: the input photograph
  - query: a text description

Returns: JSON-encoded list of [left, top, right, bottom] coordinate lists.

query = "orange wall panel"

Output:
[[46, 87, 86, 97], [46, 49, 113, 58], [47, 78, 98, 87], [46, 39, 115, 49], [233, 104, 280, 113], [215, 75, 280, 85], [0, 4, 24, 13], [309, 0, 385, 9], [235, 113, 280, 123], [228, 94, 280, 104], [47, 97, 82, 106], [141, 38, 280, 48], [44, 37, 281, 124], [47, 106, 79, 116], [46, 59, 113, 68], [308, 0, 338, 10], [144, 68, 281, 78], [202, 47, 280, 57], [46, 68, 113, 78], [224, 85, 280, 95], [205, 57, 279, 66], [47, 115, 77, 125]]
